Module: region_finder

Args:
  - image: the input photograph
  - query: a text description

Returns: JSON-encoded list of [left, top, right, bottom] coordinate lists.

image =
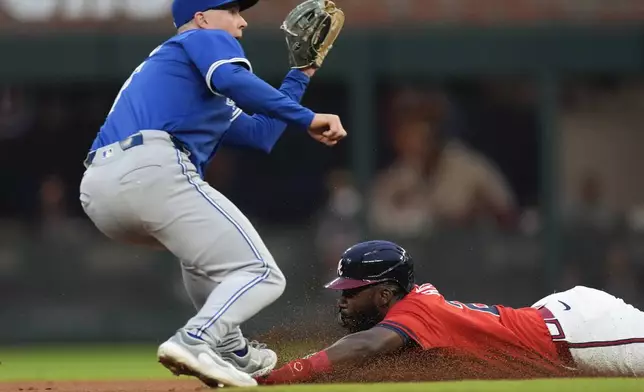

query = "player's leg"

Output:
[[180, 262, 211, 310], [180, 263, 255, 353], [80, 143, 167, 248], [80, 159, 133, 241], [162, 183, 283, 377], [533, 286, 644, 376], [117, 133, 283, 377], [80, 133, 264, 387], [80, 148, 168, 250]]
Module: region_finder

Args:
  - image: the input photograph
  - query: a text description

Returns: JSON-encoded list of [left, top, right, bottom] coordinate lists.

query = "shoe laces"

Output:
[[247, 339, 267, 350]]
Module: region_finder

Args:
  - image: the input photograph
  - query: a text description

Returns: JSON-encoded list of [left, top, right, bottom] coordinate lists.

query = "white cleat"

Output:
[[220, 339, 278, 378], [157, 330, 257, 388]]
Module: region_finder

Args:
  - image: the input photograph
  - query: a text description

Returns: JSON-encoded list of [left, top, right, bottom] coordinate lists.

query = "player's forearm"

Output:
[[325, 327, 407, 365], [254, 340, 382, 385], [211, 64, 315, 129], [256, 329, 404, 385], [325, 332, 384, 365], [222, 113, 285, 153], [279, 69, 311, 102], [220, 70, 312, 152]]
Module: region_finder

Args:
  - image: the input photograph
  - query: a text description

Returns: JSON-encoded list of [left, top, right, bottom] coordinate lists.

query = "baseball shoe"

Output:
[[220, 339, 278, 378], [157, 329, 257, 388]]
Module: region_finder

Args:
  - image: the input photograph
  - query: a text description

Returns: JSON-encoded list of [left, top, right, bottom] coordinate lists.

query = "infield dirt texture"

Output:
[[3, 378, 644, 392], [1, 345, 642, 392]]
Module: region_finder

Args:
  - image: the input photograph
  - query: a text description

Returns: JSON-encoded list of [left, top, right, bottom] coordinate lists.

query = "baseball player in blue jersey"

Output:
[[79, 0, 346, 387]]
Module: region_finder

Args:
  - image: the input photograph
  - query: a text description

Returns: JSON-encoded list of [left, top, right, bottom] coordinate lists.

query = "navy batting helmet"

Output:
[[324, 240, 415, 293], [172, 0, 260, 28]]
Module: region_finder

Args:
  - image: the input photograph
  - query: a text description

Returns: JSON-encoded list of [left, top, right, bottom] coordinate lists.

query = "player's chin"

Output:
[[337, 313, 356, 332], [337, 312, 348, 327], [338, 313, 371, 333]]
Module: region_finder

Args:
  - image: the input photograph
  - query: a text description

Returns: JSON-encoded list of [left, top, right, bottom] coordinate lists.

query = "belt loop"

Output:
[[84, 151, 96, 168], [170, 135, 190, 157], [119, 132, 143, 150], [84, 133, 142, 168]]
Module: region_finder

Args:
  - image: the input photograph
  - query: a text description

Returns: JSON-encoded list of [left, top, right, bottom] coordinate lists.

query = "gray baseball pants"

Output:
[[79, 130, 286, 352]]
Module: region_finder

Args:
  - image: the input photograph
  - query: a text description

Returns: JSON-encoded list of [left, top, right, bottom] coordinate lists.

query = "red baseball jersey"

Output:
[[378, 283, 569, 378]]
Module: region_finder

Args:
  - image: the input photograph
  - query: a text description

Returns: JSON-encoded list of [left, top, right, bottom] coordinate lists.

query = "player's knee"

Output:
[[269, 266, 286, 297], [266, 266, 286, 299]]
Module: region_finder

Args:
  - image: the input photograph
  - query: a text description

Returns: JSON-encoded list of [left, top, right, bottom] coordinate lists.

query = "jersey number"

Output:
[[108, 45, 162, 115], [447, 301, 500, 317]]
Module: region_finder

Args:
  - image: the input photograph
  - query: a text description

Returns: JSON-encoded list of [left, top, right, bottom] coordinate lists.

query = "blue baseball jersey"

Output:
[[92, 29, 255, 174]]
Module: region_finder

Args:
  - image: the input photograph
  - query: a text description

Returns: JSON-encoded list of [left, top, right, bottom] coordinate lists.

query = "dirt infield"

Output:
[[0, 380, 208, 392], [310, 349, 581, 384]]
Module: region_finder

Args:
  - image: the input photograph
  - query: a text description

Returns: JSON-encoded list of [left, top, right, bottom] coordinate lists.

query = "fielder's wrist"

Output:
[[301, 67, 316, 77]]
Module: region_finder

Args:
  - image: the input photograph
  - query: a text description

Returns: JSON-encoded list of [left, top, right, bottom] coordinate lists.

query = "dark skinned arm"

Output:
[[326, 326, 406, 365], [256, 326, 407, 385]]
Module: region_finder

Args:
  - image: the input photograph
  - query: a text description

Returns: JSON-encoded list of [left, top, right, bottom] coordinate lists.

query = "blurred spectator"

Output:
[[37, 173, 93, 244], [39, 94, 69, 135], [369, 115, 517, 237], [0, 85, 33, 140], [603, 244, 642, 309], [627, 205, 644, 233], [561, 170, 624, 292], [204, 149, 238, 192], [314, 169, 363, 273], [39, 174, 68, 223], [563, 170, 619, 231]]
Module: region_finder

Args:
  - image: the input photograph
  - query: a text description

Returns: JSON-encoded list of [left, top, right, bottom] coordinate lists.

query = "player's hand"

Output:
[[301, 67, 317, 77], [308, 113, 347, 147], [254, 359, 312, 385]]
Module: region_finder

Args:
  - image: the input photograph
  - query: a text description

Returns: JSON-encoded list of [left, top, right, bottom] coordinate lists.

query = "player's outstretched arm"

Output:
[[326, 325, 406, 364], [181, 29, 346, 145], [255, 326, 405, 385], [220, 68, 315, 153], [213, 63, 315, 127], [212, 64, 346, 145]]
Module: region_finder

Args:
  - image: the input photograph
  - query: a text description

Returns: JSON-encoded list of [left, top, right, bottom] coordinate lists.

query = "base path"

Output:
[[0, 380, 211, 392]]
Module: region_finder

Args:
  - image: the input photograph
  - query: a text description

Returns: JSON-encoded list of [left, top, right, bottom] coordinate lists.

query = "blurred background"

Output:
[[0, 0, 643, 346]]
